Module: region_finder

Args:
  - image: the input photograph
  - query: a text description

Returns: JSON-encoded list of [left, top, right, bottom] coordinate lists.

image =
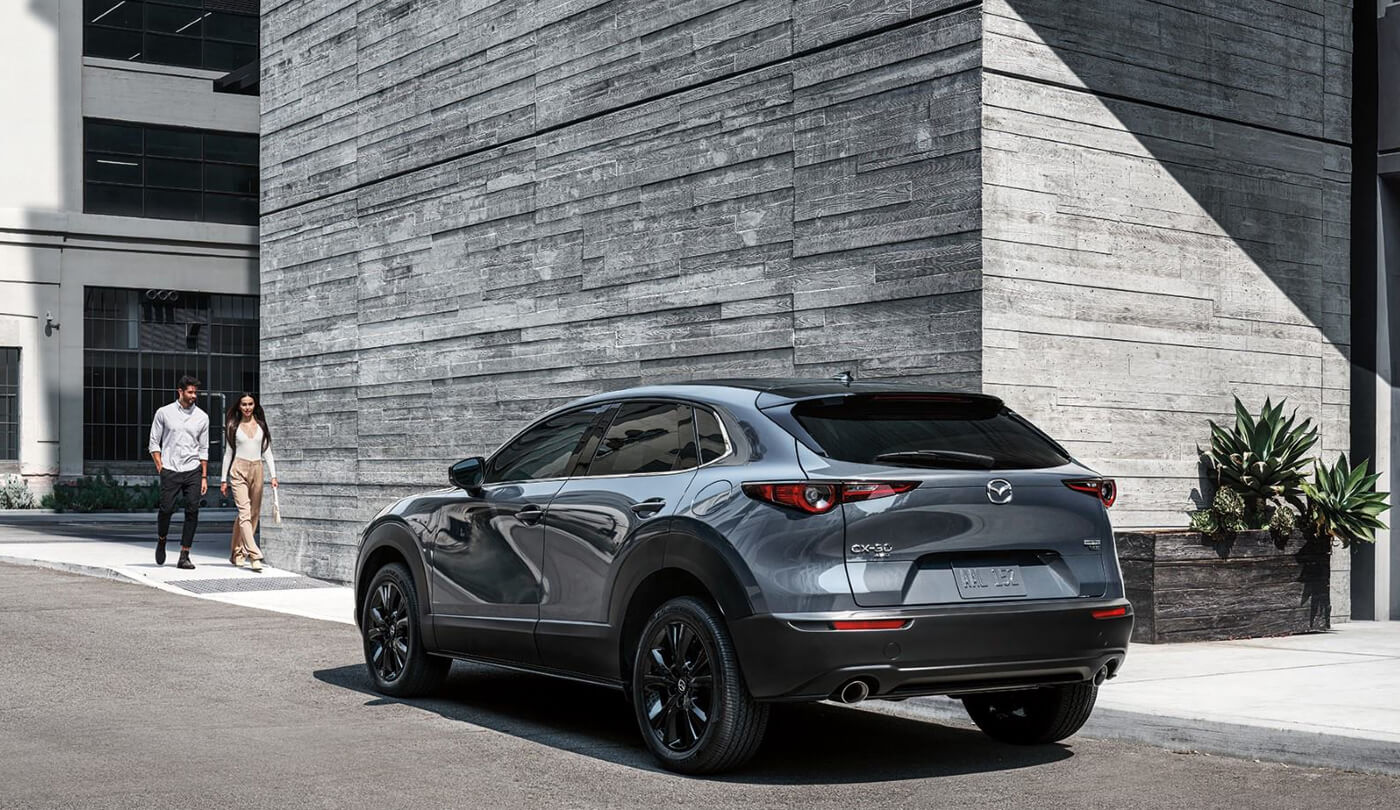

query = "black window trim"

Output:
[[481, 404, 614, 487], [478, 398, 737, 486], [573, 398, 733, 480]]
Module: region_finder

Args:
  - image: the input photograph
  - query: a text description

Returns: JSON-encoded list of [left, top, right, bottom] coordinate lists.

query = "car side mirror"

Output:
[[449, 457, 485, 493]]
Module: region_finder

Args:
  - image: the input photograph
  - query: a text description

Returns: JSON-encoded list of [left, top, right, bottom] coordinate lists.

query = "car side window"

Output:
[[586, 402, 696, 476], [695, 407, 727, 464], [485, 408, 601, 484]]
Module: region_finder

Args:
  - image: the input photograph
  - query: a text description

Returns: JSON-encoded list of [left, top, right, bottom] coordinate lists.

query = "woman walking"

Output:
[[220, 393, 278, 572]]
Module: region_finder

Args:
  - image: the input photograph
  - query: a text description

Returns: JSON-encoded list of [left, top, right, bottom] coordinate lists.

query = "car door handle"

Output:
[[630, 498, 666, 516], [516, 505, 545, 525]]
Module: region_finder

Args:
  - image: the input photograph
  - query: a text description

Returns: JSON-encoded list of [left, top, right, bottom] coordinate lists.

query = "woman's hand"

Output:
[[220, 482, 228, 496], [271, 478, 279, 489]]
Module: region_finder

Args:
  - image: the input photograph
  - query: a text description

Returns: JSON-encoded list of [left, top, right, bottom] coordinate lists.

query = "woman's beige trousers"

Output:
[[228, 458, 265, 564]]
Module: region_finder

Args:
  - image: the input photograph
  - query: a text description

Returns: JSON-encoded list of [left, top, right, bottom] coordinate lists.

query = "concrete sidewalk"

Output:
[[1, 514, 1396, 777], [0, 511, 353, 624]]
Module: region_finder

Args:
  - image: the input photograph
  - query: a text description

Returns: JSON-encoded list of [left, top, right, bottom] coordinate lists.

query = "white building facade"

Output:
[[1, 0, 260, 491]]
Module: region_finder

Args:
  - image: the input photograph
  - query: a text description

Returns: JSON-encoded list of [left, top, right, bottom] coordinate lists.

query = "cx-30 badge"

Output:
[[850, 543, 894, 557], [987, 479, 1013, 505]]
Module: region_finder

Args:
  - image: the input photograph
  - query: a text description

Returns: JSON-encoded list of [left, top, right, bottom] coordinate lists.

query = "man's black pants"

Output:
[[157, 468, 202, 548]]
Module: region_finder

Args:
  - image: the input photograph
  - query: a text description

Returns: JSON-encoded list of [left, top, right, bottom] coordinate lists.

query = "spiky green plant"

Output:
[[1268, 504, 1297, 538], [1188, 509, 1219, 535], [1301, 454, 1391, 548], [1201, 396, 1318, 513]]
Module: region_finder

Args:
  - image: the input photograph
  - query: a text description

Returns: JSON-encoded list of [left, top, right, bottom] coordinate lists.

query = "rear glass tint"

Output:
[[792, 396, 1071, 470]]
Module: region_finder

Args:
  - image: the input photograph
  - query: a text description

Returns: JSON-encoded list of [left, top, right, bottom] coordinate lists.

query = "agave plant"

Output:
[[1201, 396, 1318, 514], [1301, 454, 1391, 547]]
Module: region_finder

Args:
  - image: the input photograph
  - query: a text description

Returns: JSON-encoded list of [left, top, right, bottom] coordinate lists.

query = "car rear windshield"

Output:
[[791, 395, 1071, 470]]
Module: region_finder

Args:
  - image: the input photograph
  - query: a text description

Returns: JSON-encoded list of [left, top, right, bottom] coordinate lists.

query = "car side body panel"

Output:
[[354, 380, 1133, 703]]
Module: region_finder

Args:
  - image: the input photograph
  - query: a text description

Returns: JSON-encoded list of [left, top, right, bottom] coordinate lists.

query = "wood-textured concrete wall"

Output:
[[261, 0, 984, 581], [979, 1, 1352, 611]]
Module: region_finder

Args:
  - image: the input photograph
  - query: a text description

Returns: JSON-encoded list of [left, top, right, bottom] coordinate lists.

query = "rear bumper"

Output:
[[728, 598, 1133, 701]]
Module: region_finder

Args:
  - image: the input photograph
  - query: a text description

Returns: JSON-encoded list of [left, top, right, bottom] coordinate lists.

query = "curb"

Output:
[[0, 553, 146, 588], [863, 694, 1400, 777]]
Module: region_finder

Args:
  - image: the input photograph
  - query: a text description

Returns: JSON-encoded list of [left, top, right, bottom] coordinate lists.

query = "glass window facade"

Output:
[[84, 287, 259, 472], [84, 0, 258, 72], [84, 119, 258, 225], [0, 349, 18, 460]]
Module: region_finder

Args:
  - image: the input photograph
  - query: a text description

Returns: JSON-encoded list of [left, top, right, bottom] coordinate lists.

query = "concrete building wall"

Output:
[[261, 0, 986, 581], [979, 1, 1353, 613], [0, 0, 259, 491]]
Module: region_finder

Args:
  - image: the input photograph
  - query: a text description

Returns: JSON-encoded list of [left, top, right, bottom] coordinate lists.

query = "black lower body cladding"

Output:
[[727, 599, 1132, 700]]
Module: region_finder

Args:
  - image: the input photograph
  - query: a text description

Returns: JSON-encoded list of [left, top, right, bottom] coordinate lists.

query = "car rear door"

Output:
[[537, 400, 702, 675]]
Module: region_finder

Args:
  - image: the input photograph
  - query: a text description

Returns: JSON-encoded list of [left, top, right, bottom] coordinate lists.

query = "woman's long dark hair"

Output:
[[225, 393, 272, 454]]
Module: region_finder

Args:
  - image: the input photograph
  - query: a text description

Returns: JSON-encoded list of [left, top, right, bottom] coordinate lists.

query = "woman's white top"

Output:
[[221, 422, 277, 480]]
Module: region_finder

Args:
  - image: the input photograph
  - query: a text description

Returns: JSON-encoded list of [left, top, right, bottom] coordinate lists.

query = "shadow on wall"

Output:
[[313, 661, 1072, 784], [997, 0, 1351, 355]]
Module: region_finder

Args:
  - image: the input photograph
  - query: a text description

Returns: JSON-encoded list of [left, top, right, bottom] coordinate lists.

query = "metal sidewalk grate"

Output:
[[166, 576, 338, 594]]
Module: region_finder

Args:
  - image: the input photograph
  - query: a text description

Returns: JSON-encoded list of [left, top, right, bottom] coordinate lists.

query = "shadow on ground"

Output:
[[314, 662, 1071, 784]]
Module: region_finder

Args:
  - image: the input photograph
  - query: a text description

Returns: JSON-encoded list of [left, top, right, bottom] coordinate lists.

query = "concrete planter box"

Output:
[[1117, 529, 1331, 644]]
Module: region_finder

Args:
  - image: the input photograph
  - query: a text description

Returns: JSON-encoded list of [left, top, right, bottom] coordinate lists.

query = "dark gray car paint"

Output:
[[355, 380, 1131, 697]]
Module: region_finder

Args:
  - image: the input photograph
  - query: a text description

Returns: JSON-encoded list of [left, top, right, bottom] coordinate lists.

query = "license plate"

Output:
[[953, 564, 1027, 599]]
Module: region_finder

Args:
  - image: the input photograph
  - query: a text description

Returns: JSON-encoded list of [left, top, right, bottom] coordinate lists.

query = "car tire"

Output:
[[361, 562, 450, 698], [630, 596, 769, 774], [962, 682, 1098, 745]]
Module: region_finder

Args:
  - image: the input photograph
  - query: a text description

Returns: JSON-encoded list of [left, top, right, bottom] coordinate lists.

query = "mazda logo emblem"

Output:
[[987, 479, 1013, 504]]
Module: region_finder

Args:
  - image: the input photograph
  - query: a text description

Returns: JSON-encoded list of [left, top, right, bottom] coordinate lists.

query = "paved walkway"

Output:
[[1, 511, 1396, 776]]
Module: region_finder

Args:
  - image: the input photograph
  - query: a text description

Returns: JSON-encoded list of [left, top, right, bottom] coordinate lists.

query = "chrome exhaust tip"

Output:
[[836, 679, 871, 704], [1093, 666, 1108, 686]]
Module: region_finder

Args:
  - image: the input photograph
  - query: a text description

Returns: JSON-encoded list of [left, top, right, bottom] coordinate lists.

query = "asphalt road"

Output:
[[1, 564, 1395, 810]]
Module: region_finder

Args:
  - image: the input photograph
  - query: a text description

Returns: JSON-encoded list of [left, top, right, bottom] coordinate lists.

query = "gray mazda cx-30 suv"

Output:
[[354, 379, 1132, 773]]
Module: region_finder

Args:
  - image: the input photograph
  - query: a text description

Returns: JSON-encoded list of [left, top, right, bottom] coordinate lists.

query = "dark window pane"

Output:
[[144, 32, 201, 67], [87, 121, 143, 155], [144, 188, 201, 219], [487, 409, 599, 484], [206, 12, 257, 44], [86, 154, 143, 185], [146, 157, 201, 190], [587, 402, 689, 476], [202, 40, 255, 71], [203, 194, 257, 225], [85, 26, 144, 60], [203, 133, 257, 165], [792, 396, 1072, 470], [203, 162, 257, 194], [696, 408, 727, 464], [86, 183, 144, 216], [145, 2, 205, 35], [145, 128, 201, 159], [85, 0, 144, 28]]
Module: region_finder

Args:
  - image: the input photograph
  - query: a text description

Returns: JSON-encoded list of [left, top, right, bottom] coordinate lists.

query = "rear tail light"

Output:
[[1064, 478, 1117, 508], [742, 481, 919, 514], [1092, 606, 1128, 620]]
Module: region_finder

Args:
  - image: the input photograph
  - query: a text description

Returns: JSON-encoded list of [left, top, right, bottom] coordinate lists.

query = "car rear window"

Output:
[[791, 395, 1071, 470]]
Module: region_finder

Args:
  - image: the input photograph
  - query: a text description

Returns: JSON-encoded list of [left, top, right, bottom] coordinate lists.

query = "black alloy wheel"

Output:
[[366, 580, 409, 682], [361, 563, 450, 697], [631, 597, 768, 774], [962, 682, 1098, 745], [641, 616, 716, 752]]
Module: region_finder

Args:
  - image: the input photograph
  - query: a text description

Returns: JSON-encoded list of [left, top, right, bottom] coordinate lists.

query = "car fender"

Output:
[[355, 518, 433, 635], [605, 516, 763, 632]]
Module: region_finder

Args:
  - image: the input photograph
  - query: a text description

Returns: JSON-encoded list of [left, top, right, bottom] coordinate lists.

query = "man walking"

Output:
[[149, 375, 209, 570]]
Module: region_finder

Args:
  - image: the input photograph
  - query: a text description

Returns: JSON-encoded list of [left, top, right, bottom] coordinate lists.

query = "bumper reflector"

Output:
[[830, 619, 908, 631], [1091, 606, 1128, 620]]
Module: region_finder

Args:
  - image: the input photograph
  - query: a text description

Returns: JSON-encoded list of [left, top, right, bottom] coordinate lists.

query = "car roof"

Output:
[[560, 378, 1003, 411]]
